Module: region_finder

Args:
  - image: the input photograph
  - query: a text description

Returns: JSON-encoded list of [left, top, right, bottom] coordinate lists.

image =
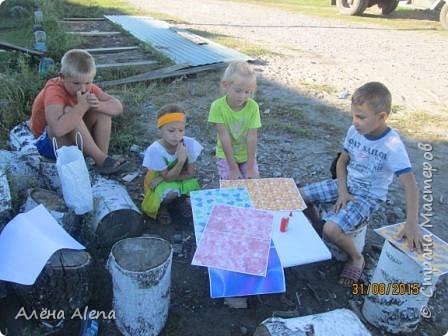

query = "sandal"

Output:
[[96, 156, 129, 175], [157, 206, 172, 225], [339, 260, 365, 287]]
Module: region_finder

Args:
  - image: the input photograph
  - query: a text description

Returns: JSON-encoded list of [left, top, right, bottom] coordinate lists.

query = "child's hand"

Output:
[[150, 176, 164, 190], [176, 141, 187, 163], [86, 93, 100, 110], [396, 222, 423, 253], [246, 166, 259, 179], [334, 191, 354, 213], [229, 167, 243, 180], [76, 90, 90, 110]]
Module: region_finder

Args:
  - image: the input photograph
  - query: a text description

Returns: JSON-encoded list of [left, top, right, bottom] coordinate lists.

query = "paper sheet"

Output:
[[271, 211, 332, 267], [375, 223, 448, 277], [220, 178, 306, 211], [192, 205, 273, 276], [190, 188, 285, 296], [0, 205, 85, 285], [209, 244, 285, 298]]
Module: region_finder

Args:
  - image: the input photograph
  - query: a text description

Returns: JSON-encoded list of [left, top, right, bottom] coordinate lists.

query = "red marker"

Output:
[[280, 216, 289, 232]]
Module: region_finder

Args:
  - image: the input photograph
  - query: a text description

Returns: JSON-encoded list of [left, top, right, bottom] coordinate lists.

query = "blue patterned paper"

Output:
[[190, 188, 286, 298]]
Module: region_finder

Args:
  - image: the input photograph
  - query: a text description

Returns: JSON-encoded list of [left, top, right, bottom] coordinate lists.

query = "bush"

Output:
[[0, 55, 45, 144]]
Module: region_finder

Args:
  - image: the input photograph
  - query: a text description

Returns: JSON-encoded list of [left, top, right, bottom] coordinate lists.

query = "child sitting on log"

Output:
[[142, 104, 203, 224], [29, 49, 127, 174], [301, 82, 423, 287]]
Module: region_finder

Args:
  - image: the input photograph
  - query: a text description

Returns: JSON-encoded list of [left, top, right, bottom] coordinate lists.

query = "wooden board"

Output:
[[99, 62, 226, 87]]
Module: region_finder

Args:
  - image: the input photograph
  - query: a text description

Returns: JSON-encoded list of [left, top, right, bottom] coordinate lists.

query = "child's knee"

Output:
[[323, 221, 345, 241]]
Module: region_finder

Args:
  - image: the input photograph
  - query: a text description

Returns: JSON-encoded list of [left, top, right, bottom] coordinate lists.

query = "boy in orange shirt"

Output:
[[29, 49, 127, 174]]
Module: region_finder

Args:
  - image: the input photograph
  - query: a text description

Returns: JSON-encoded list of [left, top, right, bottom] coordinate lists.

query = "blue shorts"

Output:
[[301, 179, 382, 232], [35, 129, 56, 160]]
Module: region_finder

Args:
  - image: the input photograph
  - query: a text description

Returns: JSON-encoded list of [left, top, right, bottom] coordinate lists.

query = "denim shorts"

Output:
[[301, 179, 382, 232], [35, 129, 56, 160]]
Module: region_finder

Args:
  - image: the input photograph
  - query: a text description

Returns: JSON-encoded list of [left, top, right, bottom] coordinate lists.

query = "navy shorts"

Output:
[[35, 129, 56, 160]]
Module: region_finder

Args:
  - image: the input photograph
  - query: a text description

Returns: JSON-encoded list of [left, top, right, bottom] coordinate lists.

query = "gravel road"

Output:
[[127, 0, 448, 114]]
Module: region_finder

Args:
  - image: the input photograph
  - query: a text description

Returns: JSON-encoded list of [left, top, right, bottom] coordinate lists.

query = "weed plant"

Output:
[[0, 56, 46, 145]]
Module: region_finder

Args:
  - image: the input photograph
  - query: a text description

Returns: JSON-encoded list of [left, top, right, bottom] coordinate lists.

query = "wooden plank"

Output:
[[96, 60, 158, 69], [67, 31, 121, 36], [62, 17, 105, 21], [99, 62, 226, 87], [0, 41, 43, 57], [83, 46, 139, 53]]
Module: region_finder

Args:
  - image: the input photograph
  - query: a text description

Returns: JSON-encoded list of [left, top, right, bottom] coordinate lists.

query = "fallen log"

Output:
[[85, 177, 142, 249], [0, 170, 12, 226], [254, 309, 371, 336], [0, 150, 41, 204]]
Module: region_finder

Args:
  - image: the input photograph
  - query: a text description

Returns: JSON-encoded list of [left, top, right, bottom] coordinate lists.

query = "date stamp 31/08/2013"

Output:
[[352, 282, 421, 296]]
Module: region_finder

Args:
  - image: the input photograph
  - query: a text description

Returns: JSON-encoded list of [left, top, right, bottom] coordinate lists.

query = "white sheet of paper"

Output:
[[0, 204, 85, 285], [271, 211, 331, 267]]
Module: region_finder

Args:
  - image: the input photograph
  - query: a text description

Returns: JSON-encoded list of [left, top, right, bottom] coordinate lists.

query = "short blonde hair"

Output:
[[60, 49, 96, 78], [221, 61, 256, 87]]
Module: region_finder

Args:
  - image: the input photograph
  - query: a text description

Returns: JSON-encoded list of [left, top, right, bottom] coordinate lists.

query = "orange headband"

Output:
[[157, 112, 185, 128]]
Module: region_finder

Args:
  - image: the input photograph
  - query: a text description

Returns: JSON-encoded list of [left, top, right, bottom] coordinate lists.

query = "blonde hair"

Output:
[[221, 61, 256, 87], [352, 82, 392, 115], [60, 49, 96, 78]]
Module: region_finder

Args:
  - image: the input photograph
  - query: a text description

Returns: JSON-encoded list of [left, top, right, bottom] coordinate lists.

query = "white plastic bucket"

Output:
[[108, 237, 173, 336], [362, 240, 438, 333]]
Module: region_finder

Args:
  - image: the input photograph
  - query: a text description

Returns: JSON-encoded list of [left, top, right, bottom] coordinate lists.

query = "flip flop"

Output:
[[96, 156, 129, 175], [339, 260, 365, 287]]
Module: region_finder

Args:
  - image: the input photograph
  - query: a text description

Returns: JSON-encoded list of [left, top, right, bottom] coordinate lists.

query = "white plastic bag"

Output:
[[53, 134, 93, 215]]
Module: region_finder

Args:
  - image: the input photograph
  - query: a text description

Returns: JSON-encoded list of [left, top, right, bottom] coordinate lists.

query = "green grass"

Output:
[[58, 0, 186, 22], [388, 109, 448, 140]]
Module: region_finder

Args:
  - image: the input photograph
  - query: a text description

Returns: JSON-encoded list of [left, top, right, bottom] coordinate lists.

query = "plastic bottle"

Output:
[[79, 317, 99, 336]]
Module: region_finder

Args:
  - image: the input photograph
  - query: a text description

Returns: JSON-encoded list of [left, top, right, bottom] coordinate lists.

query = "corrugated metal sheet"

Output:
[[105, 15, 252, 66]]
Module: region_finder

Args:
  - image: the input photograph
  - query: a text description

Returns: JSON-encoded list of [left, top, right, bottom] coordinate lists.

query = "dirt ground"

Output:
[[1, 1, 448, 335]]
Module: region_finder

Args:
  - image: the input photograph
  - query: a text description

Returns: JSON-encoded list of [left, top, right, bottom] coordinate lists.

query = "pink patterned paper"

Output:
[[192, 205, 273, 276]]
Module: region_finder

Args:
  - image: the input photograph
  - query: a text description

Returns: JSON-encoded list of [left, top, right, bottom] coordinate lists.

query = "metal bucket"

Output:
[[108, 237, 173, 336], [362, 240, 437, 333]]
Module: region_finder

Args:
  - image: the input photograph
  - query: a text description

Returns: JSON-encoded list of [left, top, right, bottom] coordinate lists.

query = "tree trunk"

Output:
[[85, 176, 143, 250], [22, 188, 81, 239]]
